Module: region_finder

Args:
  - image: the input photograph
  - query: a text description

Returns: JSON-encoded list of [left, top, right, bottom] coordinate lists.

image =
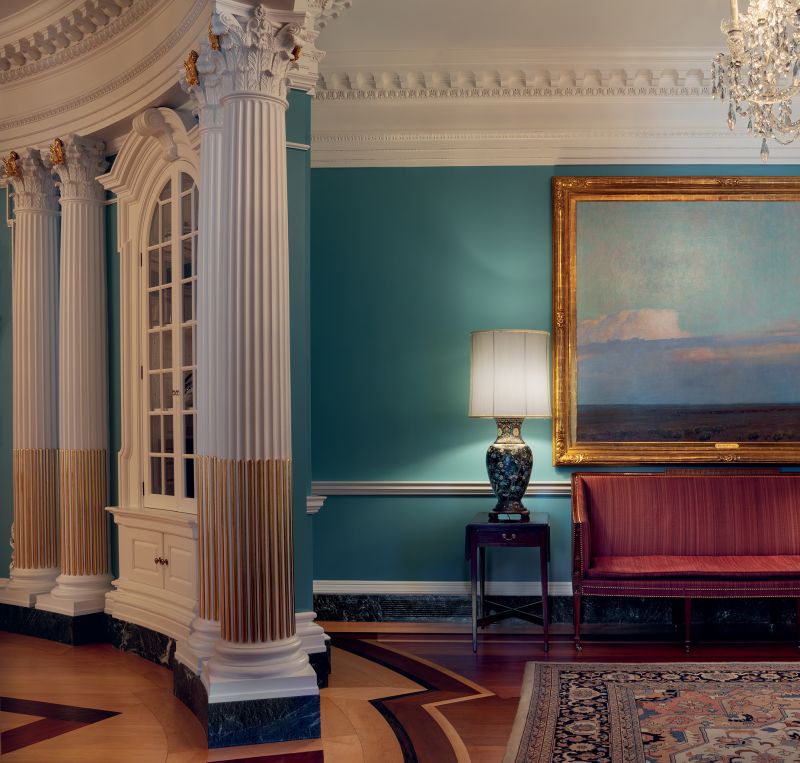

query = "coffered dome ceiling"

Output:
[[0, 0, 208, 154]]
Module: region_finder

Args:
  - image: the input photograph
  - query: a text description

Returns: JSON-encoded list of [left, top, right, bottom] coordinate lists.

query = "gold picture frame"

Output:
[[552, 175, 800, 465]]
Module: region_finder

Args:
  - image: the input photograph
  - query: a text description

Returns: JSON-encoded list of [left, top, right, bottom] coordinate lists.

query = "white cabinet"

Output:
[[106, 507, 198, 641]]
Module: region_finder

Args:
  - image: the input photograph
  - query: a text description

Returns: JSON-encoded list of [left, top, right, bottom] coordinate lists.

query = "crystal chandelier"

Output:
[[713, 0, 800, 161]]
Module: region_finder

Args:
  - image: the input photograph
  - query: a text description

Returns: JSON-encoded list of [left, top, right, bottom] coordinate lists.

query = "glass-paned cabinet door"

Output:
[[143, 169, 198, 512]]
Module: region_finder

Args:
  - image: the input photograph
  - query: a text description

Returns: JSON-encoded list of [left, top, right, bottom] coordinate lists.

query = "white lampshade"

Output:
[[469, 330, 551, 419]]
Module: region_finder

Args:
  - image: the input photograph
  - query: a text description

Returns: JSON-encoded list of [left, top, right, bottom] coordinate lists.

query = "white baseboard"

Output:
[[313, 579, 573, 596]]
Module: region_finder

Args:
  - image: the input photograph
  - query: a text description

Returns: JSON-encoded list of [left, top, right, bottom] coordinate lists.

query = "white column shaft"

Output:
[[13, 209, 59, 450], [222, 94, 291, 464], [196, 123, 224, 624], [59, 199, 107, 449], [203, 4, 315, 701], [37, 137, 111, 616], [1, 150, 60, 606]]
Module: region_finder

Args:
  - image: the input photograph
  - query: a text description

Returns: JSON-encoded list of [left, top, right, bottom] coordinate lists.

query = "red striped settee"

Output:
[[571, 471, 800, 651]]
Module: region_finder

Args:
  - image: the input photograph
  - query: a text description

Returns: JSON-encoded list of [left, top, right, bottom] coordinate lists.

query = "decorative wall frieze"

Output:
[[49, 135, 106, 201], [0, 0, 159, 83], [7, 149, 59, 212], [213, 4, 306, 100]]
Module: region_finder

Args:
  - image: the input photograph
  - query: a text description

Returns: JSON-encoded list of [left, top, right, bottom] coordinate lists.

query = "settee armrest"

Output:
[[571, 474, 591, 583]]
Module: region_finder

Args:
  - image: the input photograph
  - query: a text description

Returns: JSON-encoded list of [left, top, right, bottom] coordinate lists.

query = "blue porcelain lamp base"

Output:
[[486, 418, 532, 521]]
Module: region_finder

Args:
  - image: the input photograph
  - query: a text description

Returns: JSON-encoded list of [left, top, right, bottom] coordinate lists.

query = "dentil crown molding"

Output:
[[311, 47, 800, 166]]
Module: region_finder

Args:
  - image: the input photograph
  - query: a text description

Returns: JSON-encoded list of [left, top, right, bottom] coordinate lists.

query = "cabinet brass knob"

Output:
[[154, 556, 160, 565]]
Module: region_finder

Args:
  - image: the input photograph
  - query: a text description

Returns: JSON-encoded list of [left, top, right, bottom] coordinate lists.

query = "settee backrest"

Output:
[[574, 473, 800, 557]]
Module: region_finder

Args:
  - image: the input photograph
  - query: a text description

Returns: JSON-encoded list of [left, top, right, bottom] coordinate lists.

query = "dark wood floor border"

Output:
[[332, 635, 490, 763]]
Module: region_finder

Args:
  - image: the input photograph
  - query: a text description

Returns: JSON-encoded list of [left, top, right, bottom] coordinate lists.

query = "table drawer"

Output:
[[472, 528, 542, 547]]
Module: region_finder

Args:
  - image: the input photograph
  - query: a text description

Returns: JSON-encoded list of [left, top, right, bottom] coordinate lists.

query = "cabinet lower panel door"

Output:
[[121, 527, 165, 588], [163, 532, 196, 600]]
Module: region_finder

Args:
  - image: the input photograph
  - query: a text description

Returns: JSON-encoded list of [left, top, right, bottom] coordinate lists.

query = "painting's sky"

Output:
[[577, 201, 800, 406]]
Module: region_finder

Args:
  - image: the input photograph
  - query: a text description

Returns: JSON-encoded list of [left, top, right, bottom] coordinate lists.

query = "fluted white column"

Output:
[[176, 36, 225, 671], [202, 4, 317, 704], [37, 137, 110, 617], [0, 149, 60, 607]]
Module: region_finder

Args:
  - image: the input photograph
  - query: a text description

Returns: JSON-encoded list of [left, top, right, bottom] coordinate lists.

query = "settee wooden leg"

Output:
[[574, 592, 583, 652], [684, 598, 692, 654]]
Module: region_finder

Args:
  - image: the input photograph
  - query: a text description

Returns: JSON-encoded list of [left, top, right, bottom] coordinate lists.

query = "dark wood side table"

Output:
[[465, 512, 550, 653]]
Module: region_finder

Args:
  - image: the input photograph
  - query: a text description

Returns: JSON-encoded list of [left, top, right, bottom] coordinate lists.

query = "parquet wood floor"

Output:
[[2, 623, 800, 761]]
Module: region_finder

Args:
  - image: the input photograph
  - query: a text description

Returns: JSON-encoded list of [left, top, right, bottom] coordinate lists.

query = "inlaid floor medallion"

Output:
[[0, 696, 119, 754]]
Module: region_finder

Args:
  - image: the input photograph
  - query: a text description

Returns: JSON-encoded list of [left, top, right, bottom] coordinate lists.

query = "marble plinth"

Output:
[[173, 660, 321, 748], [0, 603, 106, 644], [106, 617, 176, 667]]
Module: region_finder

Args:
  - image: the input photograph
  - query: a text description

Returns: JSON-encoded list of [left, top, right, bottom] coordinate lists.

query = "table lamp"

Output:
[[469, 330, 551, 521]]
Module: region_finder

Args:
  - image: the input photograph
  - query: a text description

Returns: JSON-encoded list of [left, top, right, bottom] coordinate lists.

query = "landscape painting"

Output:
[[552, 176, 800, 464]]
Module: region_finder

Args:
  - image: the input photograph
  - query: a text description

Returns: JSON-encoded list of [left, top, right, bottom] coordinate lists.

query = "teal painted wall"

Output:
[[310, 164, 800, 586], [0, 187, 11, 575], [288, 90, 314, 611]]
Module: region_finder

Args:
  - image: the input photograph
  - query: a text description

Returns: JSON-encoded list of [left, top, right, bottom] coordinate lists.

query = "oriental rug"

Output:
[[504, 662, 800, 763]]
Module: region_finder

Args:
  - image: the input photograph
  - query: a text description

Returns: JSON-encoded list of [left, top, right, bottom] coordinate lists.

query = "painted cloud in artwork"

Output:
[[579, 308, 690, 345]]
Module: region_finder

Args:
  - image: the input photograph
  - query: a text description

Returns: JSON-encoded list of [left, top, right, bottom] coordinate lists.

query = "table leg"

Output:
[[470, 546, 478, 653], [540, 543, 549, 653], [479, 545, 486, 619]]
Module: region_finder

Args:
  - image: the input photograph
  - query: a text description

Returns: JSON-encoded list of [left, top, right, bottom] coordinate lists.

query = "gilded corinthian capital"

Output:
[[213, 3, 306, 100], [48, 135, 106, 202]]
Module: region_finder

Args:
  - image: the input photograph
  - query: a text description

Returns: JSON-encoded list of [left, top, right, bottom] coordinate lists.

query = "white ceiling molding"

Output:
[[316, 47, 712, 97], [0, 0, 159, 83], [311, 129, 800, 167], [0, 0, 208, 156], [311, 48, 800, 166]]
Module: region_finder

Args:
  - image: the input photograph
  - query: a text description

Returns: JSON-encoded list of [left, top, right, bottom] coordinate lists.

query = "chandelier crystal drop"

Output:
[[713, 0, 800, 161]]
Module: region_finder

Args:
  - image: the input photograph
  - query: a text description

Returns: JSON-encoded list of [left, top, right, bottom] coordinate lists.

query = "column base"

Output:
[[0, 567, 58, 607], [203, 635, 319, 702], [175, 616, 221, 673], [36, 574, 112, 616], [295, 611, 331, 688]]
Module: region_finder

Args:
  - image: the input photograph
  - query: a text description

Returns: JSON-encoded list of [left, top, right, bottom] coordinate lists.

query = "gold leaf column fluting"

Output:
[[38, 137, 111, 616], [201, 3, 318, 710], [0, 149, 60, 607]]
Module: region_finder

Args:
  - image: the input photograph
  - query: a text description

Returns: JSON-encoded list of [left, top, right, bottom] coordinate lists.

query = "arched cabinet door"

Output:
[[142, 169, 198, 514]]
